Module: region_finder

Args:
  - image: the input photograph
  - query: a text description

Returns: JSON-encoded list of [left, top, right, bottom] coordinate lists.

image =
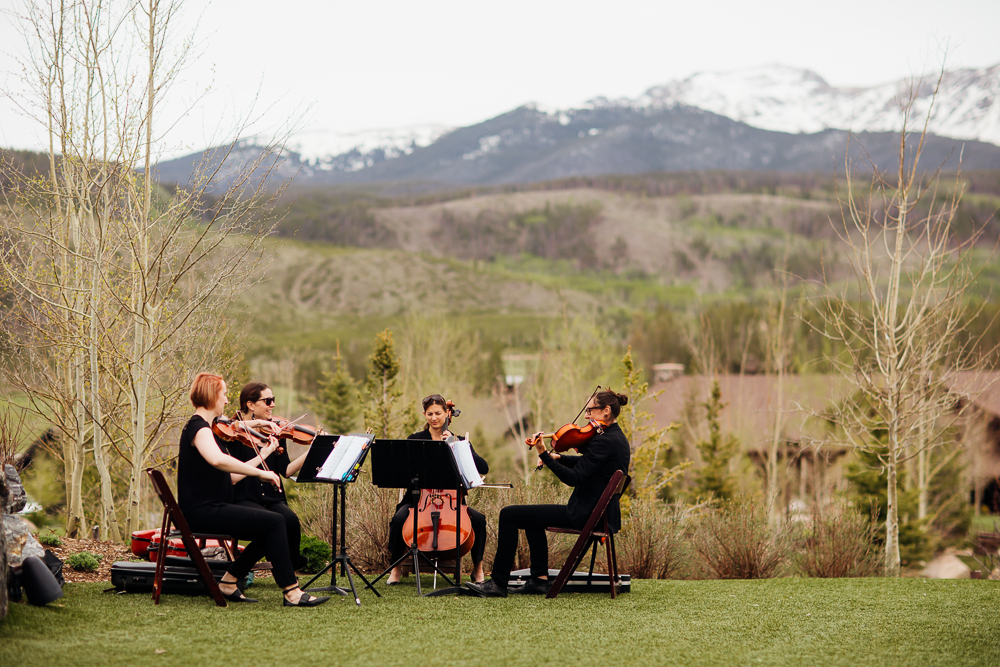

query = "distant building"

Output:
[[943, 371, 1000, 512], [647, 371, 1000, 511], [647, 373, 853, 507]]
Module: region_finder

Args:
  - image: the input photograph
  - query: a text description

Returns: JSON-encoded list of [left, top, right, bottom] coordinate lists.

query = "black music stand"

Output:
[[367, 439, 476, 597], [297, 433, 378, 606]]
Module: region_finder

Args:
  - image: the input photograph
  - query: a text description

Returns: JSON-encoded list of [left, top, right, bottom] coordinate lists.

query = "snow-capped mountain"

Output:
[[152, 63, 1000, 188], [637, 64, 1000, 146]]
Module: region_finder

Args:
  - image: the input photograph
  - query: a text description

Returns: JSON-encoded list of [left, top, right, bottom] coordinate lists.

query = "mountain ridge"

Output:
[[151, 63, 1000, 189]]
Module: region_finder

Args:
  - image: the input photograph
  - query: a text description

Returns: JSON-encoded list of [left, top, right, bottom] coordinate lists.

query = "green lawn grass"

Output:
[[2, 576, 998, 666]]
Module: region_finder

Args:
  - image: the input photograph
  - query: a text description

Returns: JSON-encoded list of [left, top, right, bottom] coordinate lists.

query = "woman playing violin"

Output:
[[385, 394, 490, 585], [228, 381, 310, 571], [177, 373, 329, 607], [466, 388, 630, 598]]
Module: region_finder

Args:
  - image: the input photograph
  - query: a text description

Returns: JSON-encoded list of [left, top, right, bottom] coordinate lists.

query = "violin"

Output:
[[212, 415, 284, 490], [211, 415, 276, 451], [525, 418, 609, 453], [527, 385, 605, 472], [268, 415, 325, 446]]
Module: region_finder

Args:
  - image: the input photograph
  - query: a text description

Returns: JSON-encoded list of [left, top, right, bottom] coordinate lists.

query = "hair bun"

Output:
[[616, 392, 628, 406]]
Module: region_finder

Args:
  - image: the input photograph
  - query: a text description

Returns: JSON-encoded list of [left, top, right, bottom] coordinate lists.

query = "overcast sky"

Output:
[[1, 0, 998, 157]]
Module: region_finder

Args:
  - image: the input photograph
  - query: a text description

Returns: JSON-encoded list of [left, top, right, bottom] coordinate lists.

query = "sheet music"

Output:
[[317, 435, 370, 482], [449, 439, 484, 489]]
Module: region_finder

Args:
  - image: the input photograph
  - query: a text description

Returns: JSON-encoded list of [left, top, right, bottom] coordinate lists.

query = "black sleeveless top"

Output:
[[177, 414, 233, 514], [231, 432, 290, 505]]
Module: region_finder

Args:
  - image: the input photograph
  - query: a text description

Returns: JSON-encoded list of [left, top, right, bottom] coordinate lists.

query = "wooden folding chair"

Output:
[[546, 470, 631, 600], [146, 468, 233, 607]]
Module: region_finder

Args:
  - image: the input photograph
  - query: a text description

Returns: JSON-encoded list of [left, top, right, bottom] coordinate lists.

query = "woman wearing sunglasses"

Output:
[[385, 393, 490, 586], [466, 388, 630, 598], [227, 381, 311, 572], [177, 373, 329, 606]]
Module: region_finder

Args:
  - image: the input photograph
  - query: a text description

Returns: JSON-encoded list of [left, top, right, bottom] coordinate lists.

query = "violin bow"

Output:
[[572, 385, 602, 425], [533, 385, 601, 472], [238, 420, 270, 471]]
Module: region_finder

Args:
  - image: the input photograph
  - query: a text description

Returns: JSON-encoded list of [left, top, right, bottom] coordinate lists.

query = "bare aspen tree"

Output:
[[816, 71, 989, 575], [763, 249, 795, 524], [2, 0, 292, 540]]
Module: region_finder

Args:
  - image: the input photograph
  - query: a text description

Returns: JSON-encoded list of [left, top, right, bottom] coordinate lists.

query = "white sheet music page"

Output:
[[316, 442, 349, 481], [449, 440, 484, 488], [329, 435, 368, 481]]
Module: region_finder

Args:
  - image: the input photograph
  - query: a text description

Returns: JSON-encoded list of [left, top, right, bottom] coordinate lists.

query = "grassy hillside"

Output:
[[246, 184, 1000, 373]]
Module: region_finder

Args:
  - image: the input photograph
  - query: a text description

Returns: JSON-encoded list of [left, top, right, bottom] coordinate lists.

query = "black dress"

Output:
[[176, 414, 298, 589], [229, 428, 306, 570], [386, 429, 490, 566], [488, 421, 631, 588]]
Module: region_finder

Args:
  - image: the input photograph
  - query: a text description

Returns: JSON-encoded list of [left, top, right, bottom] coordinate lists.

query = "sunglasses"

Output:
[[422, 394, 445, 409], [259, 397, 275, 406]]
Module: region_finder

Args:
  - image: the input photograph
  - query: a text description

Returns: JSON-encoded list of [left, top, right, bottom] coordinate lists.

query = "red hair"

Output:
[[189, 373, 225, 410]]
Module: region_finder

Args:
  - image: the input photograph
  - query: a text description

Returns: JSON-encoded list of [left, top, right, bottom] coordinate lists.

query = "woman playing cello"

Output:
[[227, 381, 310, 571], [466, 388, 630, 597], [385, 394, 490, 585], [177, 373, 329, 607]]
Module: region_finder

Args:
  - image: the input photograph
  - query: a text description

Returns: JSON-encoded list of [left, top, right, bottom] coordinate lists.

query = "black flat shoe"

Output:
[[386, 580, 400, 586], [510, 578, 551, 595], [221, 587, 258, 603], [464, 580, 508, 598], [283, 592, 330, 607]]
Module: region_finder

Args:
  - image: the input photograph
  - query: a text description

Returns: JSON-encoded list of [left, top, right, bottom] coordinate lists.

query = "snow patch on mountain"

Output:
[[286, 124, 453, 170], [638, 63, 1000, 146]]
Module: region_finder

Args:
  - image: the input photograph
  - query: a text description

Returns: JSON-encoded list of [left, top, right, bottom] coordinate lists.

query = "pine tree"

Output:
[[361, 330, 416, 438], [617, 346, 685, 499], [312, 342, 359, 435], [690, 380, 738, 501]]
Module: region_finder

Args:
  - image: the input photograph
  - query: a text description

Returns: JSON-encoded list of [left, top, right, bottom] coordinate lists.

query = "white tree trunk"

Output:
[[884, 450, 902, 576]]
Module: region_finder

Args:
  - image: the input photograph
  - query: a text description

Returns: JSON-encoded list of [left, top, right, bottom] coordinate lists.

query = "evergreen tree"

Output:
[[690, 380, 738, 501], [312, 343, 359, 435], [617, 347, 685, 499], [361, 329, 416, 438], [844, 442, 970, 567]]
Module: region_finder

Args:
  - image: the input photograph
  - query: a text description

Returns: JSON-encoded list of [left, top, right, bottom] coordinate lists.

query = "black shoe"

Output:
[[510, 578, 551, 595], [221, 587, 258, 603], [283, 592, 330, 607], [465, 580, 507, 598]]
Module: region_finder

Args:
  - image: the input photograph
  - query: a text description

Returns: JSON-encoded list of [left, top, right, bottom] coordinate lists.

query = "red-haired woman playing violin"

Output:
[[466, 389, 630, 598], [177, 373, 329, 607]]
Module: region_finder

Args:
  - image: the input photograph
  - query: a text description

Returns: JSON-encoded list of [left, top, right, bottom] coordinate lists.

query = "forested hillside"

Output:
[[243, 171, 1000, 393]]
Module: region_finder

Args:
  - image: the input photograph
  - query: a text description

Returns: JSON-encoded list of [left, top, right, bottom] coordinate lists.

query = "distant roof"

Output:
[[942, 371, 1000, 418], [647, 374, 853, 451]]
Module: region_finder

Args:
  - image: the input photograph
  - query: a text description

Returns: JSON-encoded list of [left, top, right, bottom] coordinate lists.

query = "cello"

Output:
[[401, 401, 475, 561]]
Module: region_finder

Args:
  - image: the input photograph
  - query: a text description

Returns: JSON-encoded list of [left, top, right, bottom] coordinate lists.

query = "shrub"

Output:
[[471, 474, 569, 572], [690, 497, 786, 579], [791, 500, 880, 578], [293, 472, 398, 574], [299, 535, 332, 574], [294, 471, 571, 576], [37, 533, 62, 548], [66, 552, 101, 572], [617, 496, 688, 579]]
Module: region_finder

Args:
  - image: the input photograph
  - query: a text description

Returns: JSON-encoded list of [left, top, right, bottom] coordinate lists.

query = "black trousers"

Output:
[[388, 502, 487, 565], [490, 504, 576, 588], [185, 502, 297, 589], [235, 500, 307, 571]]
